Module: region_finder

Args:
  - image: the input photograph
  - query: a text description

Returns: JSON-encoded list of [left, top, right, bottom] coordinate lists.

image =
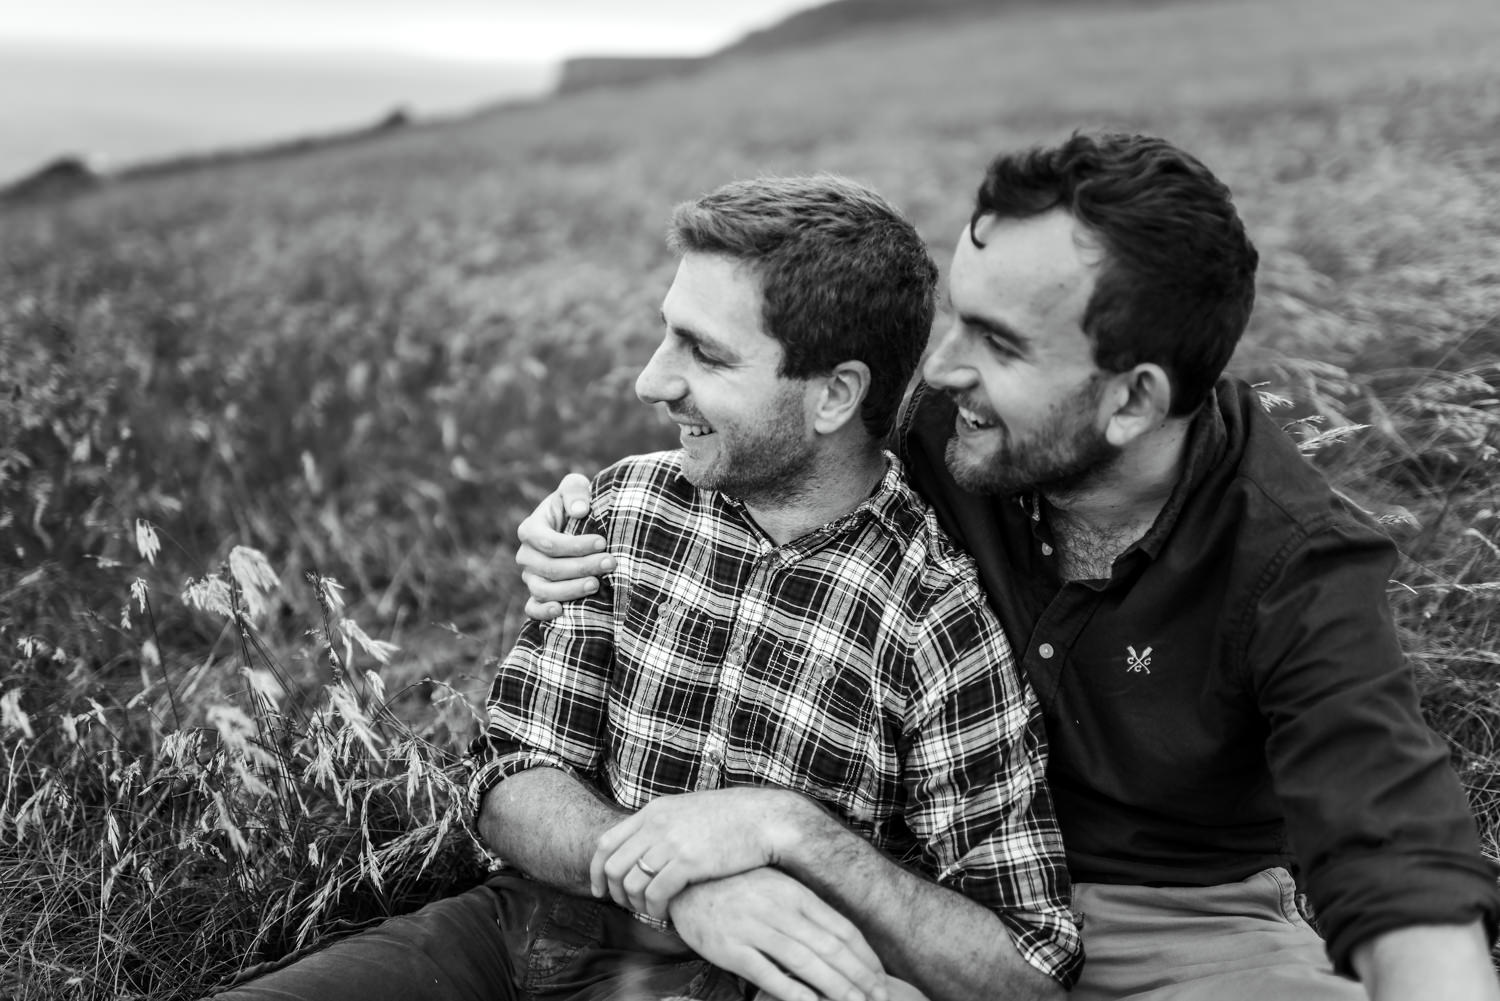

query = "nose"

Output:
[[635, 337, 685, 405], [920, 321, 976, 390]]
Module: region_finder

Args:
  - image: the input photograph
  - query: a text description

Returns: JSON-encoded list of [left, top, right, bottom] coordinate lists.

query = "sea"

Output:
[[0, 42, 555, 183]]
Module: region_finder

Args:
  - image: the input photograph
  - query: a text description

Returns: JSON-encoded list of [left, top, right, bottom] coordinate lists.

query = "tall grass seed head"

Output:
[[228, 546, 280, 620], [134, 519, 161, 565]]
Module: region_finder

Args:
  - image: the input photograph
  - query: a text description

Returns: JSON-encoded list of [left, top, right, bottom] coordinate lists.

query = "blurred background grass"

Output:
[[3, 0, 1499, 995]]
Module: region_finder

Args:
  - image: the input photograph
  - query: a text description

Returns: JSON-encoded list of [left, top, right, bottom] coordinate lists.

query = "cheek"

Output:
[[986, 369, 1073, 416], [973, 372, 1032, 418]]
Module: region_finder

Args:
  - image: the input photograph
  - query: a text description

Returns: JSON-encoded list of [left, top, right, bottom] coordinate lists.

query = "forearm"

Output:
[[477, 766, 628, 895], [775, 798, 1061, 1001], [1352, 921, 1499, 1001]]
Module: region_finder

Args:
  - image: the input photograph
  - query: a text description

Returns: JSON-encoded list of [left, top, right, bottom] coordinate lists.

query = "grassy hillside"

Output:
[[719, 0, 1032, 56], [3, 0, 1499, 995]]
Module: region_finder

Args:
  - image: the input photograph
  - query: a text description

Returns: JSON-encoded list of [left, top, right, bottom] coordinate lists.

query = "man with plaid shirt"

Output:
[[210, 176, 1078, 1001], [471, 175, 1078, 1001]]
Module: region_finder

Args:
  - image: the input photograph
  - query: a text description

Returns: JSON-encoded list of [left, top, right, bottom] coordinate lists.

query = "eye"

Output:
[[982, 332, 1020, 359], [666, 327, 720, 366], [684, 336, 730, 368]]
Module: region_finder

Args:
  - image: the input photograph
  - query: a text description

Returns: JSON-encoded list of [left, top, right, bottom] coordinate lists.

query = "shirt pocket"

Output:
[[614, 589, 730, 757], [741, 633, 879, 817], [617, 590, 726, 681]]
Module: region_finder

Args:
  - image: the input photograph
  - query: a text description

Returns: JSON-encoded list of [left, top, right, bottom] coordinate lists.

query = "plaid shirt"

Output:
[[469, 450, 1081, 986]]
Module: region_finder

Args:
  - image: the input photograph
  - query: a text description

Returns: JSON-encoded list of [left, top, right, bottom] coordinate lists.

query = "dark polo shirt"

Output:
[[899, 376, 1500, 971]]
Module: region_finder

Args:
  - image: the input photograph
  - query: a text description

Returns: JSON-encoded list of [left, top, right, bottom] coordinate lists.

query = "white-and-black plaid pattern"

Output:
[[469, 450, 1082, 985]]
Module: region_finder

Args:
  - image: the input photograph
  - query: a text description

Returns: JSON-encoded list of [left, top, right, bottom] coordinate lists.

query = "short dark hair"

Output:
[[970, 132, 1259, 415], [669, 175, 938, 440]]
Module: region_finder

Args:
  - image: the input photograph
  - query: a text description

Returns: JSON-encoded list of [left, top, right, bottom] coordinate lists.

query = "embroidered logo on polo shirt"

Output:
[[1126, 645, 1153, 674]]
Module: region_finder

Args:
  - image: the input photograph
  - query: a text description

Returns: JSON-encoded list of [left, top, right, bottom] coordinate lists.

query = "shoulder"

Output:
[[1213, 379, 1392, 553], [1199, 383, 1400, 649], [878, 462, 1002, 632], [879, 476, 1019, 715], [591, 450, 692, 509]]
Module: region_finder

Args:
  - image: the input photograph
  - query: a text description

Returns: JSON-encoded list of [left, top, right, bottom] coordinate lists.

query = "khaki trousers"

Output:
[[1071, 867, 1366, 1000]]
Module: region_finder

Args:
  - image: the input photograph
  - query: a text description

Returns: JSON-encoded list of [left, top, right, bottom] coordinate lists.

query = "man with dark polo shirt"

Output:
[[517, 132, 1500, 999]]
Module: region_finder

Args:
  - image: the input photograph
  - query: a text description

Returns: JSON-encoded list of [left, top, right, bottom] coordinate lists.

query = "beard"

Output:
[[675, 385, 817, 506], [944, 376, 1121, 497]]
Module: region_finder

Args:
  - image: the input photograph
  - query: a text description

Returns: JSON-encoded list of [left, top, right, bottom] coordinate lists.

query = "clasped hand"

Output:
[[590, 787, 796, 918], [669, 869, 890, 1001]]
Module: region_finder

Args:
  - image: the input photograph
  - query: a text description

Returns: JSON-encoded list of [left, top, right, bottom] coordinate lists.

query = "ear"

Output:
[[810, 361, 872, 436], [1101, 363, 1173, 447]]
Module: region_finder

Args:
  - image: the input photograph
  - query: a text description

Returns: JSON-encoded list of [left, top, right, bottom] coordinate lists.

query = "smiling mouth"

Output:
[[956, 405, 998, 432], [682, 424, 714, 438]]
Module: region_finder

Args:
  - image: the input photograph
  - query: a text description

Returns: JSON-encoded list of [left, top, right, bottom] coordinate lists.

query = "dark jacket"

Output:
[[900, 376, 1500, 972]]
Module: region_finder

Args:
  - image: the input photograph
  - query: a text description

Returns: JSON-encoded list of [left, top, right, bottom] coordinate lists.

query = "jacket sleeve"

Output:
[[1246, 516, 1500, 972]]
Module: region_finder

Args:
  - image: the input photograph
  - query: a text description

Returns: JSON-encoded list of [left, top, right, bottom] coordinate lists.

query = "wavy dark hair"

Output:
[[970, 132, 1259, 415], [670, 175, 938, 440]]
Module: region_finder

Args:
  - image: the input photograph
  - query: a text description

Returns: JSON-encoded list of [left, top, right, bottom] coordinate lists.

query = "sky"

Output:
[[0, 0, 815, 64], [0, 1, 815, 181]]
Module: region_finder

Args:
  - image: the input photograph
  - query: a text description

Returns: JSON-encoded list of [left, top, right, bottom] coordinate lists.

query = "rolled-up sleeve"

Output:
[[906, 576, 1083, 987], [1250, 519, 1500, 971]]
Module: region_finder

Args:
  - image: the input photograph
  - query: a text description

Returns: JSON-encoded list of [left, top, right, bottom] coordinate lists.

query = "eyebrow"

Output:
[[958, 311, 1032, 355], [659, 310, 735, 360]]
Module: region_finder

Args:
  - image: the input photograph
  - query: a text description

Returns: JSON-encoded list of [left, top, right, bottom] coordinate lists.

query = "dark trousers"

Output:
[[207, 872, 746, 1001]]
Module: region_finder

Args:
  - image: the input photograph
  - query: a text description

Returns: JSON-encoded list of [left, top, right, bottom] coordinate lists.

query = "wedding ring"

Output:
[[635, 859, 660, 877]]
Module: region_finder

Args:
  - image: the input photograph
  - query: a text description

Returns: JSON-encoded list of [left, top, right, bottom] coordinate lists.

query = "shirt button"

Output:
[[1041, 543, 1054, 556], [1038, 643, 1055, 659]]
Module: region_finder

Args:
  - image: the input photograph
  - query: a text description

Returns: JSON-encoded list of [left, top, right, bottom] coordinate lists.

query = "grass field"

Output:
[[3, 0, 1500, 995]]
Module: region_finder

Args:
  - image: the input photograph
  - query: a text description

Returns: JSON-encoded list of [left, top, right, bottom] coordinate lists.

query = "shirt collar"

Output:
[[1132, 387, 1229, 560], [858, 450, 920, 539], [714, 450, 914, 553]]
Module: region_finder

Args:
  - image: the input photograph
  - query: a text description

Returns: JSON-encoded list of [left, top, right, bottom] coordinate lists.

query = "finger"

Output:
[[515, 504, 607, 558], [516, 548, 614, 583], [524, 597, 564, 622], [643, 860, 690, 920], [590, 817, 643, 897], [617, 857, 659, 913], [603, 842, 646, 908], [883, 979, 929, 1001], [763, 932, 880, 1001], [623, 862, 658, 915], [588, 840, 609, 898], [517, 489, 573, 540], [559, 472, 592, 518], [811, 914, 885, 995], [520, 567, 606, 603], [730, 950, 820, 1001], [794, 913, 887, 1001]]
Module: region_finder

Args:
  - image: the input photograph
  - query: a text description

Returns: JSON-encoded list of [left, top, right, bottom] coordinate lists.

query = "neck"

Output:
[[1045, 418, 1190, 537], [742, 444, 887, 546]]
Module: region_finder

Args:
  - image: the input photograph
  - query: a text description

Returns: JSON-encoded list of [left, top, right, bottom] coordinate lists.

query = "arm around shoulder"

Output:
[[516, 471, 613, 619]]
